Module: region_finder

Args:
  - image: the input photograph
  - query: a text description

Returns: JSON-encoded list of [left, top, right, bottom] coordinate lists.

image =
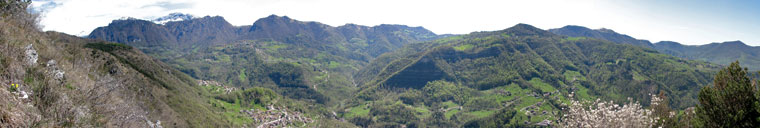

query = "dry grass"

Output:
[[0, 1, 231, 127]]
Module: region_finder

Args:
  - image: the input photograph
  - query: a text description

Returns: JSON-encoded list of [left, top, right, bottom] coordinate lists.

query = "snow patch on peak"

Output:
[[152, 13, 195, 24]]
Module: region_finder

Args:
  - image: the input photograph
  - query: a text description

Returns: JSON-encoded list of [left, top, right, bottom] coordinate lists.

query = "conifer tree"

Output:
[[696, 61, 759, 127]]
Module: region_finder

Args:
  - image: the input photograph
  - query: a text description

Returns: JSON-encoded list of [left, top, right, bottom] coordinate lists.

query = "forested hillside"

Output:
[[10, 0, 760, 127], [0, 1, 353, 127], [654, 41, 760, 70], [88, 15, 446, 105], [346, 24, 718, 127], [87, 14, 731, 127], [550, 25, 760, 70], [548, 25, 655, 48]]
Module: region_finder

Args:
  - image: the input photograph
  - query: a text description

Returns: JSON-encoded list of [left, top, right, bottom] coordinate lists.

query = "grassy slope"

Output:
[[346, 24, 718, 127], [0, 15, 232, 126]]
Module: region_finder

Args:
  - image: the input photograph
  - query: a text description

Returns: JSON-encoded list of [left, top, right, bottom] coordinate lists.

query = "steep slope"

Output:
[[89, 14, 441, 59], [348, 24, 717, 127], [88, 15, 445, 105], [654, 40, 760, 70], [0, 17, 228, 127], [242, 15, 441, 57], [550, 25, 760, 70], [164, 16, 238, 46], [152, 13, 195, 24], [549, 25, 655, 48], [1, 7, 355, 127], [88, 18, 178, 47]]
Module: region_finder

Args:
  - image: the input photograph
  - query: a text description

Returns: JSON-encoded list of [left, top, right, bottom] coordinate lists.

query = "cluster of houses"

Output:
[[197, 80, 235, 94], [241, 105, 313, 128]]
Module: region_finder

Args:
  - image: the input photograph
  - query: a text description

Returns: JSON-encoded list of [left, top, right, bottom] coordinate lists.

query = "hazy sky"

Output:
[[31, 0, 760, 46]]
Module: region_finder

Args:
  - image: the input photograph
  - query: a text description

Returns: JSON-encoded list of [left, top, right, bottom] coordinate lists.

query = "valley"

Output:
[[3, 0, 760, 127], [86, 15, 725, 127]]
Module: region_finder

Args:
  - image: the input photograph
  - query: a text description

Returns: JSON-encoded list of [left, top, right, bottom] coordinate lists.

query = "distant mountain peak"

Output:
[[152, 13, 196, 24], [702, 40, 749, 48], [722, 40, 746, 46], [107, 17, 157, 26], [512, 23, 538, 29], [117, 17, 139, 21], [595, 28, 616, 33], [258, 14, 293, 22], [653, 41, 686, 49], [181, 15, 229, 24], [655, 41, 680, 45], [558, 25, 592, 31], [373, 24, 426, 31], [501, 23, 553, 36], [267, 14, 290, 19], [250, 15, 299, 29], [557, 25, 619, 34], [549, 25, 654, 48]]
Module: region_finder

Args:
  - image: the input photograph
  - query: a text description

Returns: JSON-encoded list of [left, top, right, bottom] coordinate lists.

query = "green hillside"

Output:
[[654, 41, 760, 71], [0, 2, 352, 127], [348, 24, 718, 127], [550, 25, 760, 71], [89, 15, 447, 106], [9, 0, 760, 127]]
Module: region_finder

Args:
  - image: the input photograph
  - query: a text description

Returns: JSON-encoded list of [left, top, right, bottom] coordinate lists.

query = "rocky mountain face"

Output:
[[164, 16, 238, 46], [550, 25, 760, 70], [89, 14, 442, 58], [152, 13, 195, 24], [2, 6, 359, 127], [88, 16, 237, 47], [87, 14, 447, 106], [72, 13, 749, 127], [241, 15, 442, 57], [88, 18, 178, 47]]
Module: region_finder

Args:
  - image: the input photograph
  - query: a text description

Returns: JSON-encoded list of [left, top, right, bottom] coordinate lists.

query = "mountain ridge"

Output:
[[83, 14, 740, 127], [550, 25, 760, 70], [87, 14, 448, 110], [89, 14, 442, 57], [548, 25, 655, 48], [152, 12, 196, 24], [346, 23, 717, 127], [653, 40, 760, 70]]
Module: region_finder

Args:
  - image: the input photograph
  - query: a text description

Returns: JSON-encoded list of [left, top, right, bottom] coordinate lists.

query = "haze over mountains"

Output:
[[89, 14, 442, 57], [78, 13, 749, 127], [88, 14, 449, 114], [3, 1, 758, 125], [91, 14, 760, 72], [550, 25, 760, 70], [350, 23, 719, 126]]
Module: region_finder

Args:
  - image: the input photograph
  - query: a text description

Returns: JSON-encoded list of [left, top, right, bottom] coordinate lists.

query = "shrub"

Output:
[[560, 94, 656, 128]]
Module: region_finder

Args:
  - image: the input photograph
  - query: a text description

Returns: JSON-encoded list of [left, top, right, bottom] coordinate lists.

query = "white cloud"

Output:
[[31, 0, 760, 46]]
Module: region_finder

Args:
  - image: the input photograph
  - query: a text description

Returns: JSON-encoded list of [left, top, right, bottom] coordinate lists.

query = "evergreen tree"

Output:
[[696, 61, 759, 127]]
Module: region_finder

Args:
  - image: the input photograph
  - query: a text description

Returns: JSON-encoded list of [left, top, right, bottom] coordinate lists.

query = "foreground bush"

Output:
[[560, 94, 656, 128]]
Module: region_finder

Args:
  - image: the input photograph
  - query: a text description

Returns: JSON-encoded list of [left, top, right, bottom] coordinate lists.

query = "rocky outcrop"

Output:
[[45, 60, 64, 84], [24, 44, 37, 66]]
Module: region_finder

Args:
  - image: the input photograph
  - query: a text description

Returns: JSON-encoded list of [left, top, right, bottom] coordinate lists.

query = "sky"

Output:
[[31, 0, 760, 46]]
